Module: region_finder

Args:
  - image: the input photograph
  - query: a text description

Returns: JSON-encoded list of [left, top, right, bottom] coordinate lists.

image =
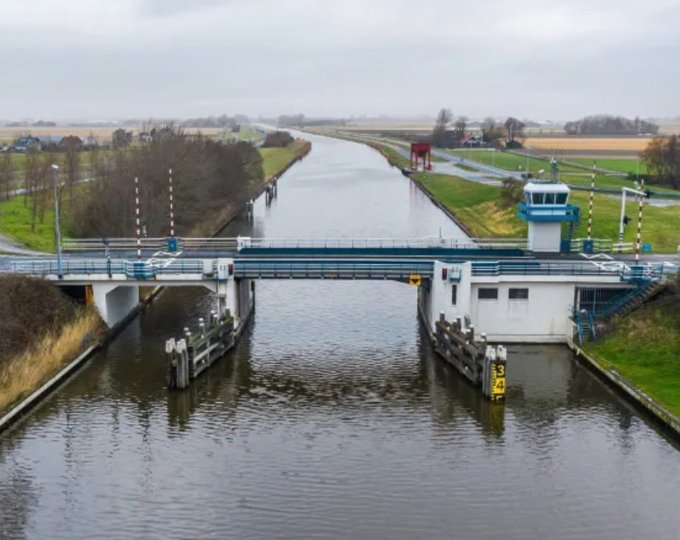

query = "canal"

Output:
[[2, 132, 680, 539]]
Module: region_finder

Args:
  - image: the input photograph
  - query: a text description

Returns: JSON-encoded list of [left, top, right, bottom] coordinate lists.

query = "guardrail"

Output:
[[7, 258, 206, 278], [570, 238, 638, 254], [62, 236, 529, 253], [62, 238, 239, 253]]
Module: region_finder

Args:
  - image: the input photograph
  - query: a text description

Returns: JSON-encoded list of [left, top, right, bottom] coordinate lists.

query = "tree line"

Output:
[[642, 135, 680, 189], [565, 115, 658, 135], [431, 108, 526, 149], [262, 131, 294, 148], [68, 126, 264, 238]]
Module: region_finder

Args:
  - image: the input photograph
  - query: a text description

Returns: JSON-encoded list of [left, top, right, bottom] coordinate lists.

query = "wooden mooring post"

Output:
[[434, 312, 507, 401], [166, 309, 235, 389], [265, 180, 277, 205]]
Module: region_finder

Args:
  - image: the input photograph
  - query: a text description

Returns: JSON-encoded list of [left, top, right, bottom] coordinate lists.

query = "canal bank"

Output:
[[570, 340, 680, 440], [2, 131, 680, 540], [0, 139, 311, 431], [320, 129, 680, 440]]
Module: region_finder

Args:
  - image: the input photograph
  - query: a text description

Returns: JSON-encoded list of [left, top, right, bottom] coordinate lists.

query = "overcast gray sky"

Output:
[[1, 0, 678, 121]]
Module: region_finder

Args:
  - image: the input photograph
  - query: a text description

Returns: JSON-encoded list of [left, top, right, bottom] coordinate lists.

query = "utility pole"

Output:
[[51, 164, 62, 279]]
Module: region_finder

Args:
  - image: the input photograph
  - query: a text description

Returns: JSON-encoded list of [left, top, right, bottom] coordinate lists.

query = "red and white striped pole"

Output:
[[587, 174, 595, 241], [135, 176, 141, 260], [168, 168, 175, 238], [635, 178, 644, 263]]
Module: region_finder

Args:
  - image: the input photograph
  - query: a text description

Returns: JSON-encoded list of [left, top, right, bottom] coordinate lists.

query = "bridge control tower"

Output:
[[518, 182, 580, 252]]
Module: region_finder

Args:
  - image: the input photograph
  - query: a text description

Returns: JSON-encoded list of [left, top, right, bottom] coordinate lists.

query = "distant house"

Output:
[[462, 135, 483, 148], [138, 132, 152, 143], [13, 136, 41, 152], [83, 135, 101, 148], [59, 135, 84, 150], [36, 136, 64, 150]]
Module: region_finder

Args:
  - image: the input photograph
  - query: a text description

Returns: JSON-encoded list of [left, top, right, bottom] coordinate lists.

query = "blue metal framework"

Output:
[[517, 203, 581, 222]]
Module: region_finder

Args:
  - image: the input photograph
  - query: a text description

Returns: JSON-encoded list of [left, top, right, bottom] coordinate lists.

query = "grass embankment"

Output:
[[259, 139, 310, 181], [408, 172, 680, 251], [0, 275, 103, 414], [588, 290, 680, 418], [414, 173, 526, 238]]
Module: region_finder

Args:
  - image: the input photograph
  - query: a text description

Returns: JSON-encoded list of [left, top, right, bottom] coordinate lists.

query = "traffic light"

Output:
[[645, 189, 652, 198]]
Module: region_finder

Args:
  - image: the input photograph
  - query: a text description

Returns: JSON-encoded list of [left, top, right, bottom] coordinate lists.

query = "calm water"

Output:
[[2, 133, 680, 540]]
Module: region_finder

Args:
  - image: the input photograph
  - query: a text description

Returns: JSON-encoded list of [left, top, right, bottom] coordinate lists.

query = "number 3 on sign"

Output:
[[492, 363, 506, 397]]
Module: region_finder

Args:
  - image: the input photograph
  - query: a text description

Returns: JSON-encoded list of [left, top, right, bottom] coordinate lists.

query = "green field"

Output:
[[448, 149, 582, 176], [0, 195, 58, 252], [258, 140, 309, 180], [589, 294, 680, 418], [220, 124, 262, 142], [409, 171, 680, 252], [567, 157, 648, 175]]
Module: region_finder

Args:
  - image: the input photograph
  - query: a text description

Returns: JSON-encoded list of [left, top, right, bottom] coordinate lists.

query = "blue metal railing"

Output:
[[471, 261, 619, 277], [233, 259, 434, 279], [7, 258, 205, 279]]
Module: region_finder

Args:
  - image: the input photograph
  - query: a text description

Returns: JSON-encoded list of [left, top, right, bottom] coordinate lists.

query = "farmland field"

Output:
[[525, 136, 651, 154], [0, 125, 225, 145]]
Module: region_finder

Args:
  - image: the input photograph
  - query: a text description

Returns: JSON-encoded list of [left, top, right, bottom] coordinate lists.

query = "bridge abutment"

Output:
[[90, 283, 141, 328]]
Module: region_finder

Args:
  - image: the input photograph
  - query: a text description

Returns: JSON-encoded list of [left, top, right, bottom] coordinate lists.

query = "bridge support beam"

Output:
[[91, 283, 141, 328], [217, 275, 254, 334]]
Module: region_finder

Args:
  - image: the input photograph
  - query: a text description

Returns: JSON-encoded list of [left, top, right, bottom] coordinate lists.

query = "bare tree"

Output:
[[482, 117, 505, 148], [61, 137, 82, 201], [504, 117, 526, 148], [37, 153, 56, 225], [112, 128, 133, 150], [454, 116, 468, 142], [432, 108, 453, 147], [0, 153, 12, 199], [642, 135, 680, 189], [70, 126, 264, 238], [23, 148, 37, 204]]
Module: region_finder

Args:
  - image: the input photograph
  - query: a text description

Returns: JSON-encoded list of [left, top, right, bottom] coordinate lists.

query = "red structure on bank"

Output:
[[410, 142, 432, 171]]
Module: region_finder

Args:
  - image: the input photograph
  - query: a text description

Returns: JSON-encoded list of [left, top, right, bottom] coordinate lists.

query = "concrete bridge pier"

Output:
[[418, 261, 472, 337], [217, 272, 255, 333], [90, 283, 141, 328]]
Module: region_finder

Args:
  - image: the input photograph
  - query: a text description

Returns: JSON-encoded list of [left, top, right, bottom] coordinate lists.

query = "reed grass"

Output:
[[0, 308, 102, 414]]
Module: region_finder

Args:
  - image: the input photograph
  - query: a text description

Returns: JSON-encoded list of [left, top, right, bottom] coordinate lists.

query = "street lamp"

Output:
[[51, 164, 63, 279]]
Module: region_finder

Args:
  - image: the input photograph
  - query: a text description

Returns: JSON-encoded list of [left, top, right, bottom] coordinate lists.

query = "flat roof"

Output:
[[524, 182, 570, 193]]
